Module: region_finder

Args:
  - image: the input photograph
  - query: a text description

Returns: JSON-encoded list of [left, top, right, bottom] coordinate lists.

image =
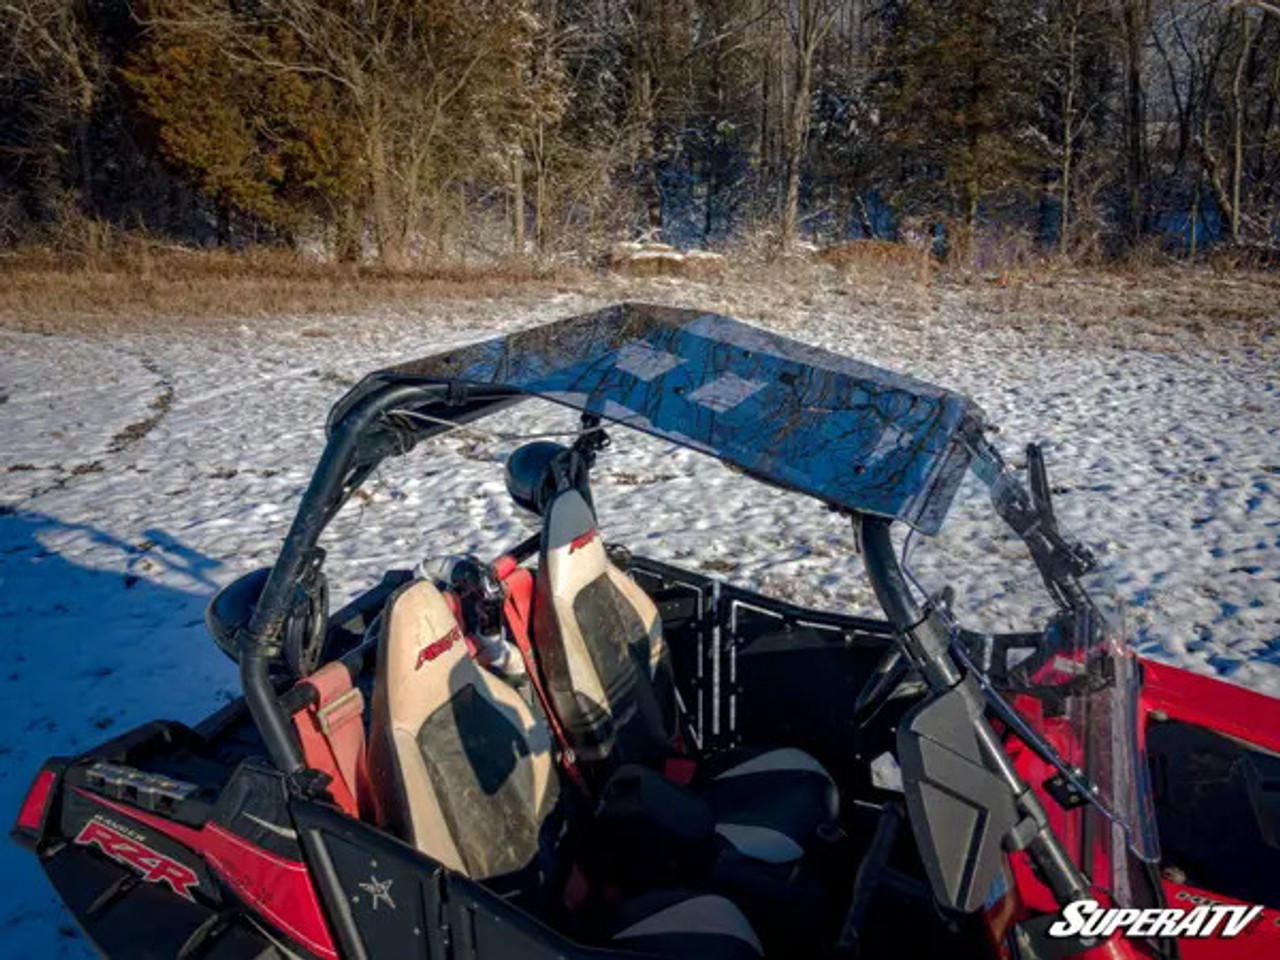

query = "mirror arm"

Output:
[[858, 515, 1092, 910], [962, 429, 1097, 615]]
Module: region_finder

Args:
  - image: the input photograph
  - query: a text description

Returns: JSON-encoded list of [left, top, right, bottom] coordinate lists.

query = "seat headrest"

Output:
[[506, 441, 566, 515], [379, 580, 471, 726], [543, 489, 602, 556]]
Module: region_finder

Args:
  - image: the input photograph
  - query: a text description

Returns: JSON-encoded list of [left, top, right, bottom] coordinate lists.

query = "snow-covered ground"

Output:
[[1, 276, 1277, 956]]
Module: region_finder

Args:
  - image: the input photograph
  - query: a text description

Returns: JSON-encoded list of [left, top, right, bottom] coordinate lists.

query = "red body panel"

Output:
[[1139, 660, 1280, 755], [16, 769, 56, 832], [991, 656, 1280, 959], [1142, 660, 1280, 960], [75, 788, 337, 959], [1162, 880, 1280, 960]]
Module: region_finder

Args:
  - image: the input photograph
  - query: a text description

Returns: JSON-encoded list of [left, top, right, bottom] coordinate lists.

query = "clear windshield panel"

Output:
[[1003, 586, 1161, 864], [903, 470, 1160, 872]]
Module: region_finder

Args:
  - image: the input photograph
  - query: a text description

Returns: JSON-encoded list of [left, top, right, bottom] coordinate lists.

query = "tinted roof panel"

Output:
[[385, 303, 983, 533]]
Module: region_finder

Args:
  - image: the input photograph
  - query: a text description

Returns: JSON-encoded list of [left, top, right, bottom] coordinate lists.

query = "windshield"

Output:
[[903, 455, 1160, 888]]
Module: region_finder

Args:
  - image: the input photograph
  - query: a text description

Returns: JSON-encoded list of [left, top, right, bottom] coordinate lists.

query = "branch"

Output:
[[1195, 133, 1235, 226], [1229, 1, 1280, 18]]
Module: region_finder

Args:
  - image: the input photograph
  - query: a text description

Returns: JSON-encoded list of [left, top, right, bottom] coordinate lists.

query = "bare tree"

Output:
[[1, 0, 104, 205], [1175, 1, 1271, 244], [777, 0, 842, 250], [1229, 5, 1261, 240], [1048, 0, 1104, 253], [1229, 0, 1280, 18], [1114, 0, 1151, 244]]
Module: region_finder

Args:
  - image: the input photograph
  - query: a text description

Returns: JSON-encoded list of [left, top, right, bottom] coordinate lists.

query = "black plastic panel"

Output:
[[43, 844, 283, 959], [896, 685, 1015, 914], [1148, 718, 1280, 907], [290, 800, 631, 960]]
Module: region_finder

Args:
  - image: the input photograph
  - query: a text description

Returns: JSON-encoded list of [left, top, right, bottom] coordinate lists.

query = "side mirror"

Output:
[[897, 683, 1017, 913], [206, 565, 330, 681]]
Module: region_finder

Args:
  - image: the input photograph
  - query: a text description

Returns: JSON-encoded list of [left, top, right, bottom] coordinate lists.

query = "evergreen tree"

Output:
[[878, 0, 1047, 231], [124, 7, 362, 244]]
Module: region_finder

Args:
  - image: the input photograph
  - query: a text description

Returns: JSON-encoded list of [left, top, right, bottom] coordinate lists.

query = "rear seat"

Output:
[[362, 578, 767, 957]]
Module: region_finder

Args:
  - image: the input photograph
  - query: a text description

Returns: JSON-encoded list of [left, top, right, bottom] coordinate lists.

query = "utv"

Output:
[[12, 304, 1280, 959]]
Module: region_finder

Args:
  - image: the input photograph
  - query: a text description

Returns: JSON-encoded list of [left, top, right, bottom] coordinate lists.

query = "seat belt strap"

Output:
[[494, 555, 589, 794], [662, 756, 698, 786], [291, 661, 368, 817]]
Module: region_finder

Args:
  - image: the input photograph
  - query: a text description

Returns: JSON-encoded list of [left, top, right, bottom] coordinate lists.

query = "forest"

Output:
[[2, 0, 1278, 268]]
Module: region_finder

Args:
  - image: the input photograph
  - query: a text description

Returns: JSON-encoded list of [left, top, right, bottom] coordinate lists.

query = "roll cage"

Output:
[[232, 353, 1131, 926]]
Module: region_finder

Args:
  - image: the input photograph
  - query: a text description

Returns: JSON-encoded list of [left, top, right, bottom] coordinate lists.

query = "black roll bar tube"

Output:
[[858, 516, 1092, 909], [240, 378, 515, 777], [241, 380, 449, 775]]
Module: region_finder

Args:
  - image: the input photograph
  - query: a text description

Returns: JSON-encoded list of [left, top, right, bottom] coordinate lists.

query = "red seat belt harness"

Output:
[[290, 661, 369, 818], [493, 555, 589, 794]]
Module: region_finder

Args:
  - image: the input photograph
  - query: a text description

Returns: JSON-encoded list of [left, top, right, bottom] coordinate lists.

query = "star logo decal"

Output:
[[358, 874, 396, 911]]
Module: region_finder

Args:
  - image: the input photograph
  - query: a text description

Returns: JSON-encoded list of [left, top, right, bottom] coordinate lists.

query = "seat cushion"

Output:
[[696, 747, 838, 863], [707, 849, 829, 958], [592, 765, 717, 889], [607, 890, 763, 960]]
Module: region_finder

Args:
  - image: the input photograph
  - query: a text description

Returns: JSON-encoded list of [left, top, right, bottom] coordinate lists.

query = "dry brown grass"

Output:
[[1020, 263, 1280, 336], [0, 243, 588, 333], [710, 244, 1280, 354], [817, 239, 935, 285], [1, 240, 1276, 354]]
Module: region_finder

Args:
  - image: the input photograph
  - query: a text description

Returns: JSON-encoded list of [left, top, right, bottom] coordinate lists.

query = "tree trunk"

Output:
[[757, 37, 770, 178], [1189, 178, 1200, 256], [73, 114, 92, 203], [1122, 0, 1147, 244], [534, 126, 548, 253], [367, 117, 405, 270], [1060, 5, 1080, 255], [216, 201, 231, 248], [335, 200, 361, 263], [1060, 127, 1074, 254], [781, 44, 814, 250], [854, 192, 874, 239], [635, 66, 663, 239], [1230, 10, 1258, 244], [457, 182, 468, 264], [512, 151, 525, 254], [1198, 112, 1234, 239]]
